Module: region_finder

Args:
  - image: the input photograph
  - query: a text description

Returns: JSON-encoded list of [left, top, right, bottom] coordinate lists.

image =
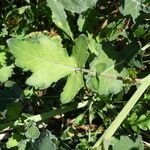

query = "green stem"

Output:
[[81, 68, 141, 84], [141, 43, 150, 51], [93, 74, 150, 149], [0, 100, 90, 132]]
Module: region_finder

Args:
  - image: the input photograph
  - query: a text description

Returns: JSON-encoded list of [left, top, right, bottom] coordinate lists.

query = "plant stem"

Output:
[[93, 74, 150, 149], [81, 68, 141, 84], [141, 43, 150, 51], [0, 100, 90, 132]]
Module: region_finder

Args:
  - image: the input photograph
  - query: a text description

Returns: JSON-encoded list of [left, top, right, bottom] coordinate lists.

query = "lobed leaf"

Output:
[[61, 35, 89, 103], [110, 136, 144, 150], [7, 33, 76, 89]]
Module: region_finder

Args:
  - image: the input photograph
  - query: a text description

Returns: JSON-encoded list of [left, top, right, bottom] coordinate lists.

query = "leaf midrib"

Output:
[[16, 48, 77, 71]]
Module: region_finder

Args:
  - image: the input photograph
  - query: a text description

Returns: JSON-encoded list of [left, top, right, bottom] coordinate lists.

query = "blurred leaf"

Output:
[[0, 65, 13, 83], [110, 135, 144, 150], [134, 24, 149, 38], [136, 115, 150, 131], [26, 129, 57, 150], [58, 0, 98, 13], [77, 14, 85, 32], [6, 102, 23, 121], [25, 125, 40, 140], [74, 113, 85, 125], [103, 20, 127, 41], [18, 140, 28, 150], [47, 0, 73, 39], [0, 82, 22, 111], [123, 42, 141, 62], [119, 0, 142, 20], [18, 6, 30, 15], [77, 8, 100, 33], [6, 134, 20, 149], [87, 33, 99, 55], [0, 52, 6, 66]]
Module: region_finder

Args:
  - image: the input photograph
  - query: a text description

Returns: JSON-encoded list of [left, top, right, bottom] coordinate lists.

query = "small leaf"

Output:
[[58, 0, 98, 13], [18, 140, 28, 150], [119, 0, 142, 20], [77, 14, 85, 32], [61, 72, 84, 104], [0, 52, 7, 66], [110, 135, 144, 150], [87, 33, 99, 55], [6, 134, 20, 149], [26, 129, 57, 150], [7, 33, 76, 89], [74, 113, 85, 125], [25, 124, 40, 140], [18, 6, 30, 14], [47, 0, 73, 39], [61, 35, 89, 103], [0, 65, 13, 82], [136, 115, 150, 131]]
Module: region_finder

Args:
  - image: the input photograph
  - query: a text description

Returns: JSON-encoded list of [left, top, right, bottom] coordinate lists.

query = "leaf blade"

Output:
[[61, 34, 89, 103], [61, 72, 84, 104], [86, 43, 128, 95], [119, 0, 142, 20], [58, 0, 98, 13], [47, 0, 73, 39], [7, 34, 76, 89], [0, 65, 13, 83]]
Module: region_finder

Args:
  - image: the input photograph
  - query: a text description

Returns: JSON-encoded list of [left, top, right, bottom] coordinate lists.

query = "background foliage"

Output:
[[0, 0, 150, 149]]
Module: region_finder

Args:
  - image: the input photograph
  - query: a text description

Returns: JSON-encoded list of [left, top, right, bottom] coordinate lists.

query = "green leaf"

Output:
[[60, 35, 89, 103], [25, 124, 40, 140], [86, 43, 128, 95], [18, 140, 28, 150], [58, 0, 98, 13], [46, 0, 73, 39], [110, 136, 144, 150], [87, 33, 99, 55], [26, 129, 57, 150], [6, 102, 23, 121], [61, 72, 84, 103], [119, 0, 142, 20], [71, 35, 89, 68], [7, 33, 76, 89], [0, 52, 7, 66], [0, 65, 13, 82], [77, 14, 85, 32], [136, 115, 150, 131], [74, 113, 85, 125], [6, 134, 20, 149], [18, 6, 30, 15]]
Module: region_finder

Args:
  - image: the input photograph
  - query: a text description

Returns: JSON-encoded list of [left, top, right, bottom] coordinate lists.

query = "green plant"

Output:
[[0, 0, 150, 149]]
